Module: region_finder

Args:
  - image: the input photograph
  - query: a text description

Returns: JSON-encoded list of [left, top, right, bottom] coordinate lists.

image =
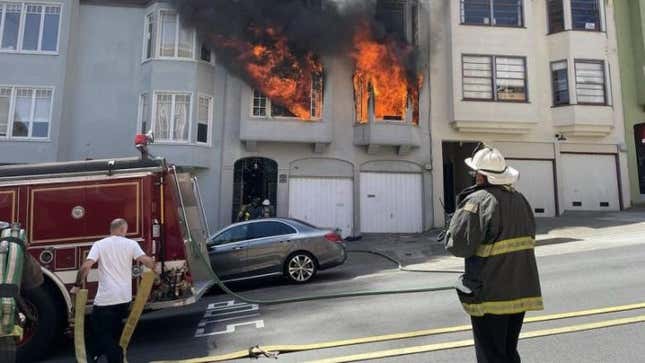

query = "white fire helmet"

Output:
[[464, 147, 519, 185], [262, 199, 270, 206]]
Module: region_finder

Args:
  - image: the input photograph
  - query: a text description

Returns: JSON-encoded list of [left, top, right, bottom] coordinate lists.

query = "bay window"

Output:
[[153, 92, 191, 142], [0, 86, 53, 139], [0, 2, 61, 53], [551, 60, 569, 105], [571, 0, 601, 31], [251, 74, 323, 119], [158, 10, 194, 59], [143, 12, 155, 60], [575, 60, 606, 105], [547, 0, 565, 33], [197, 95, 212, 144]]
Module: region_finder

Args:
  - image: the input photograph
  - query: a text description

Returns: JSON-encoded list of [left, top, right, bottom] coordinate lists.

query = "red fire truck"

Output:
[[0, 139, 215, 361]]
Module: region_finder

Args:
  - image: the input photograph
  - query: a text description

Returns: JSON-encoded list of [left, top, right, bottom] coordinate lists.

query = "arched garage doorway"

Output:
[[232, 157, 278, 222]]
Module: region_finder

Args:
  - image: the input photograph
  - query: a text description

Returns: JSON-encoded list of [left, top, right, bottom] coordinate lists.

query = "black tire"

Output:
[[17, 285, 63, 363], [284, 252, 318, 284]]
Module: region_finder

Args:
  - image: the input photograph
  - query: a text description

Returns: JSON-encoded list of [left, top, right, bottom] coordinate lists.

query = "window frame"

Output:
[[460, 0, 525, 28], [570, 0, 602, 32], [150, 90, 193, 144], [0, 1, 62, 55], [461, 54, 528, 103], [250, 78, 324, 120], [550, 59, 570, 106], [0, 84, 54, 141], [574, 59, 607, 106], [136, 93, 149, 134], [546, 0, 565, 34], [154, 9, 196, 61], [196, 93, 213, 145], [141, 11, 155, 61]]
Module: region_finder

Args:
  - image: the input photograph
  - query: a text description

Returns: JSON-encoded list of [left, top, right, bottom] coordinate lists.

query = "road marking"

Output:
[[197, 314, 260, 327], [193, 300, 264, 338], [307, 314, 645, 362], [156, 301, 645, 363], [195, 320, 265, 337]]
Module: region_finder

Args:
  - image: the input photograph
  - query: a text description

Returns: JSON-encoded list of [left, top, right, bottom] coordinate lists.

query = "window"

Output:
[[571, 0, 601, 31], [200, 43, 212, 63], [0, 3, 60, 53], [462, 55, 527, 102], [551, 60, 569, 105], [211, 225, 249, 245], [0, 86, 52, 139], [251, 74, 323, 119], [153, 92, 191, 142], [575, 60, 606, 104], [461, 0, 523, 27], [158, 10, 193, 59], [197, 95, 212, 144], [137, 93, 149, 133], [248, 222, 296, 240], [374, 0, 418, 43], [143, 13, 155, 60], [547, 0, 565, 33]]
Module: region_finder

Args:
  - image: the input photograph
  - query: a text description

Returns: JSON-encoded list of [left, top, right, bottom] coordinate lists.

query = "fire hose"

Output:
[[201, 247, 462, 306], [74, 271, 156, 363]]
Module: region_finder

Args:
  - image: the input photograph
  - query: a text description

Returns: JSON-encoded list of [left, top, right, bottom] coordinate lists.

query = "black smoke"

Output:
[[173, 0, 418, 72]]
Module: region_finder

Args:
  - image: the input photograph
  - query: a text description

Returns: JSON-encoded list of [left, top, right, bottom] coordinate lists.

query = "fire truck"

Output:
[[0, 136, 215, 361]]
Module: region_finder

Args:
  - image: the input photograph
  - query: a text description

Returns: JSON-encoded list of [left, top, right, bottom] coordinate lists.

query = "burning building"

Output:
[[0, 0, 433, 237]]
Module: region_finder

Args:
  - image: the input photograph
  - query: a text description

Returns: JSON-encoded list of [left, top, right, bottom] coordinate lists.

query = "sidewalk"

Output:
[[346, 208, 645, 266]]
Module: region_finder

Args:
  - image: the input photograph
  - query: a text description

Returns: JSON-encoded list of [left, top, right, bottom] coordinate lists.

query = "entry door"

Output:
[[289, 178, 353, 238], [360, 172, 423, 233], [507, 160, 557, 217], [561, 154, 620, 211]]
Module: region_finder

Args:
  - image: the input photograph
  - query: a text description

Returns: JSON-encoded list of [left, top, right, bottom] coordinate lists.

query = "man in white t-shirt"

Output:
[[72, 218, 156, 363]]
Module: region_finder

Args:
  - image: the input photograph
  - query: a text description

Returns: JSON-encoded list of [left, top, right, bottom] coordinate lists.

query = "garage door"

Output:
[[360, 172, 422, 233], [288, 178, 353, 238], [507, 159, 557, 217], [561, 154, 620, 211]]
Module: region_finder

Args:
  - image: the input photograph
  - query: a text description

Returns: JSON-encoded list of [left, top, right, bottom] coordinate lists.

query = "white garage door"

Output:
[[360, 172, 423, 233], [507, 159, 557, 217], [561, 154, 620, 211], [288, 178, 353, 238]]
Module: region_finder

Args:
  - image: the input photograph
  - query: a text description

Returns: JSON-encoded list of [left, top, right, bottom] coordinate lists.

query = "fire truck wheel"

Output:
[[284, 252, 318, 284], [17, 285, 62, 363]]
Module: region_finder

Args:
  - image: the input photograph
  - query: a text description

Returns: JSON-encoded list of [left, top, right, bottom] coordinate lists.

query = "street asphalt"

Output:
[[43, 209, 645, 363]]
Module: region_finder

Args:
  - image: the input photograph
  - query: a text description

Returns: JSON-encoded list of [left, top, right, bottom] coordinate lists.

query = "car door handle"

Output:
[[232, 245, 246, 250], [280, 240, 291, 243]]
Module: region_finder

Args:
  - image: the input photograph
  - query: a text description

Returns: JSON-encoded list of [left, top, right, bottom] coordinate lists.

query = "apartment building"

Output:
[[0, 0, 630, 235], [430, 0, 630, 226], [0, 0, 433, 237], [614, 0, 645, 206]]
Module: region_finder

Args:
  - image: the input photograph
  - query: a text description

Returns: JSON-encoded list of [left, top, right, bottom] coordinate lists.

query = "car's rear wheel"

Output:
[[285, 252, 317, 283]]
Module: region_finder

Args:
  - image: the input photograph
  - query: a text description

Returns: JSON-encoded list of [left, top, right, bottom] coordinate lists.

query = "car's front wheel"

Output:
[[285, 252, 317, 283]]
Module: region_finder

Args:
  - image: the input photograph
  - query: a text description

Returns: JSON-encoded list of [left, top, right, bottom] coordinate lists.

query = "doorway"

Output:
[[232, 158, 278, 222], [442, 141, 480, 213]]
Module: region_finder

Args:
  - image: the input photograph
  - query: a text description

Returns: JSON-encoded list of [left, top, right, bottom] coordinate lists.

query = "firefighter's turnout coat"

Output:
[[446, 184, 543, 317]]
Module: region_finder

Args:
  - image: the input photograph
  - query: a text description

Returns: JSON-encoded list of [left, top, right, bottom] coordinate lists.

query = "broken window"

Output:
[[251, 73, 323, 119]]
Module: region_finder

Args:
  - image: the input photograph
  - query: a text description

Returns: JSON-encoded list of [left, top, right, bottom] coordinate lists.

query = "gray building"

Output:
[[0, 0, 434, 237]]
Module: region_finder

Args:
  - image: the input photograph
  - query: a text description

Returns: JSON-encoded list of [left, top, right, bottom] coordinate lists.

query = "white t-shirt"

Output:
[[87, 236, 146, 306]]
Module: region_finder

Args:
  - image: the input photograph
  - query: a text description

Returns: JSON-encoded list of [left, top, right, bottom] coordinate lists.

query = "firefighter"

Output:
[[0, 222, 44, 363], [260, 199, 275, 218], [445, 146, 543, 363], [237, 198, 261, 222]]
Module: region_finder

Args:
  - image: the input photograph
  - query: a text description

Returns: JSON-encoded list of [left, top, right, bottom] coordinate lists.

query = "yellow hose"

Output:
[[73, 289, 88, 363], [120, 271, 155, 361]]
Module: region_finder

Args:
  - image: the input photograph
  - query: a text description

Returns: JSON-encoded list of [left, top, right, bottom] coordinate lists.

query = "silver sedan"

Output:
[[207, 218, 347, 283]]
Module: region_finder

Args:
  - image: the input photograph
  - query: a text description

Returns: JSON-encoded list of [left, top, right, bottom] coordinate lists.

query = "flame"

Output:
[[213, 26, 322, 120], [352, 22, 421, 124]]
